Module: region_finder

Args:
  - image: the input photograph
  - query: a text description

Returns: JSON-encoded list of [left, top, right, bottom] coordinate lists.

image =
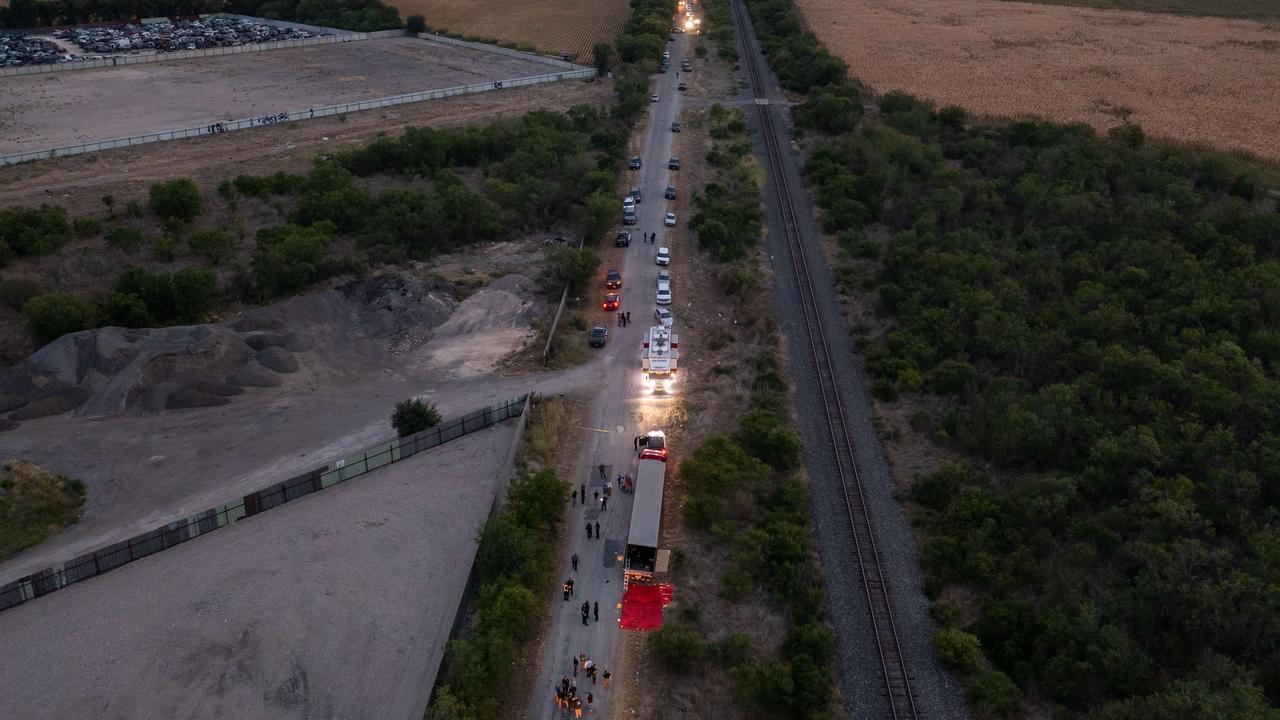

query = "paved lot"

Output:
[[0, 36, 561, 155], [0, 425, 514, 720]]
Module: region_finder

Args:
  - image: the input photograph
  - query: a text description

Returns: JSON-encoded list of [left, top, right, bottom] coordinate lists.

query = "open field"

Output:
[[394, 0, 631, 59], [997, 0, 1280, 19], [0, 36, 565, 156], [796, 0, 1280, 161], [0, 427, 514, 720]]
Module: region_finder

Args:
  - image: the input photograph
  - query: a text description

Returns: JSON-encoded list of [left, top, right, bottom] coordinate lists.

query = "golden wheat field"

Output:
[[392, 0, 631, 60], [795, 0, 1280, 161]]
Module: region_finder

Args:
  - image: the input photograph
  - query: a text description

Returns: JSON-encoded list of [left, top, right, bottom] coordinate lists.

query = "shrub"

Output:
[[152, 235, 175, 262], [392, 397, 441, 437], [149, 178, 202, 222], [125, 200, 144, 218], [966, 670, 1020, 717], [0, 461, 87, 561], [251, 223, 332, 297], [23, 292, 100, 345], [405, 14, 426, 33], [736, 406, 802, 470], [650, 622, 705, 672], [104, 225, 144, 253], [188, 229, 235, 264], [72, 218, 101, 238], [0, 274, 42, 310], [0, 204, 73, 261], [545, 245, 599, 296], [934, 627, 985, 672]]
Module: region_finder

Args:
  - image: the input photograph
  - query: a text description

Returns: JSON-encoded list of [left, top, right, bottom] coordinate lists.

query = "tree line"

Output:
[[743, 0, 1280, 715]]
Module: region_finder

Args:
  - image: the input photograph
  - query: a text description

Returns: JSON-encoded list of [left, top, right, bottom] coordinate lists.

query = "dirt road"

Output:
[[0, 426, 515, 720], [523, 32, 695, 720]]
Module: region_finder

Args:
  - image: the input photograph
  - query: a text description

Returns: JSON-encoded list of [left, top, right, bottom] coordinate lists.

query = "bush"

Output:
[[966, 670, 1020, 717], [0, 461, 86, 561], [545, 245, 599, 296], [188, 229, 235, 264], [392, 397, 441, 437], [0, 204, 73, 262], [405, 14, 425, 33], [650, 622, 705, 672], [251, 223, 332, 297], [104, 225, 144, 253], [934, 627, 985, 672], [149, 178, 203, 222], [72, 218, 101, 238], [0, 274, 42, 310], [23, 292, 100, 345]]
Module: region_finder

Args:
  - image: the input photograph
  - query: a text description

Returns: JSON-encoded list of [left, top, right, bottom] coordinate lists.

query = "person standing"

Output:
[[585, 522, 593, 539], [593, 601, 599, 622], [594, 521, 600, 538], [567, 578, 574, 597], [598, 465, 605, 481], [587, 692, 594, 712], [572, 488, 578, 506], [601, 495, 608, 512], [593, 489, 600, 503], [626, 311, 631, 325], [562, 580, 571, 601], [571, 553, 579, 572], [603, 669, 612, 688], [572, 657, 578, 678], [573, 697, 583, 718], [581, 601, 590, 625]]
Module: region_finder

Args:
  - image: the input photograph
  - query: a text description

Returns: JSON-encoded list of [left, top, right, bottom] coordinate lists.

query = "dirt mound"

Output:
[[0, 274, 462, 426]]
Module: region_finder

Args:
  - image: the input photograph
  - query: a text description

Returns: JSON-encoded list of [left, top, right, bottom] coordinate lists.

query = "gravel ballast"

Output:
[[729, 3, 970, 719]]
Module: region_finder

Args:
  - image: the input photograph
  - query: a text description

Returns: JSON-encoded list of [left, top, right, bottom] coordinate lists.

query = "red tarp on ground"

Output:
[[619, 583, 675, 631]]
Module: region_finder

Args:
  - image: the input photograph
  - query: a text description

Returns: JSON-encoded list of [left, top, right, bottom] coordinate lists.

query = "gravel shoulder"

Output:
[[729, 3, 970, 719], [0, 424, 515, 720]]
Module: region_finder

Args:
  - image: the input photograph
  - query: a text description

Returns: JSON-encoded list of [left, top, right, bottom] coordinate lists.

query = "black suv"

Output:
[[664, 185, 677, 200], [605, 269, 622, 289], [668, 157, 680, 170], [629, 156, 642, 170], [615, 231, 631, 247], [589, 326, 608, 348]]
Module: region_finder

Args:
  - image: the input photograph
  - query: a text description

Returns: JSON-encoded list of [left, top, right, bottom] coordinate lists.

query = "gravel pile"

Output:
[[731, 5, 971, 720]]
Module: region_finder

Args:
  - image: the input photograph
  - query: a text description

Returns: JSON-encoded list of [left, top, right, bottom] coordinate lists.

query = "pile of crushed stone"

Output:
[[0, 275, 457, 430]]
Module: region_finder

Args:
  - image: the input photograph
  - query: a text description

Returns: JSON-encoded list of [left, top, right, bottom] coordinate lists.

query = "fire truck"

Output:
[[641, 326, 679, 393]]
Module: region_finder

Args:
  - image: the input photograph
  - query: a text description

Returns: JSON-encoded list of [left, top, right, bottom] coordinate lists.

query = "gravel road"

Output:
[[728, 4, 970, 719]]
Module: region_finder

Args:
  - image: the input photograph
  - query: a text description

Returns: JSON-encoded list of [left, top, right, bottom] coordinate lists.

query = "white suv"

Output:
[[656, 246, 670, 266], [656, 282, 672, 305]]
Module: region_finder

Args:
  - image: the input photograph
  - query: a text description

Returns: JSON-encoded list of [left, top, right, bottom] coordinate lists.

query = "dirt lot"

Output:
[[796, 0, 1280, 160], [0, 425, 516, 720], [0, 36, 568, 156], [396, 0, 631, 59]]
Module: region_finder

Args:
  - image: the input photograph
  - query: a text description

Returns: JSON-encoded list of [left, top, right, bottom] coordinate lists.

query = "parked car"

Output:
[[664, 185, 677, 199], [668, 157, 680, 170], [654, 307, 674, 327], [623, 211, 637, 225], [656, 282, 672, 305], [656, 246, 671, 266], [678, 81, 687, 91], [602, 293, 620, 311], [629, 156, 642, 170], [671, 122, 681, 133], [668, 33, 675, 41], [650, 94, 659, 103], [682, 59, 691, 71], [615, 231, 632, 247], [658, 270, 671, 283], [606, 269, 622, 289], [589, 325, 608, 347], [624, 197, 636, 213], [630, 187, 642, 204], [664, 212, 677, 226]]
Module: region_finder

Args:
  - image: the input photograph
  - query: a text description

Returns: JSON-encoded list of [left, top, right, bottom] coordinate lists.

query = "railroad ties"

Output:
[[726, 0, 921, 717]]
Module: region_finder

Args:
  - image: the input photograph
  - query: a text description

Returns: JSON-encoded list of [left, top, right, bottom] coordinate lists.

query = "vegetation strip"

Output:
[[741, 0, 1280, 714], [0, 461, 85, 563]]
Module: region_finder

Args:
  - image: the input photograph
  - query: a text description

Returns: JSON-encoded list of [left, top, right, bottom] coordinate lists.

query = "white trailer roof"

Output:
[[627, 458, 666, 550]]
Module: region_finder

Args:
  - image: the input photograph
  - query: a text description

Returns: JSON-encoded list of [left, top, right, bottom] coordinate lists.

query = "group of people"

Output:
[[617, 311, 633, 327], [642, 231, 657, 244], [554, 657, 613, 717]]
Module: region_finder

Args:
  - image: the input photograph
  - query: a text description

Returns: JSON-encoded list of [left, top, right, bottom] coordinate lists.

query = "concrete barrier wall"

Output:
[[0, 68, 596, 166]]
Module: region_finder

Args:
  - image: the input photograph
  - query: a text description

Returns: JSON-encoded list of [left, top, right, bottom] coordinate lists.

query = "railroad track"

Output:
[[725, 0, 921, 717]]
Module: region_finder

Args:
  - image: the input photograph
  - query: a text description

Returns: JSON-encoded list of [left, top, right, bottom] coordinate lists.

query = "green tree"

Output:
[[934, 627, 984, 672], [405, 14, 425, 33], [188, 229, 235, 264], [650, 622, 704, 672], [251, 223, 332, 297], [545, 245, 599, 296], [148, 179, 203, 222], [23, 293, 100, 345], [592, 42, 613, 74], [104, 225, 144, 253], [391, 397, 441, 437]]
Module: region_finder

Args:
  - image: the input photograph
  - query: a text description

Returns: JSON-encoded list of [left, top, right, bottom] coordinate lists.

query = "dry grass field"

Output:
[[795, 0, 1280, 161], [392, 0, 631, 59]]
